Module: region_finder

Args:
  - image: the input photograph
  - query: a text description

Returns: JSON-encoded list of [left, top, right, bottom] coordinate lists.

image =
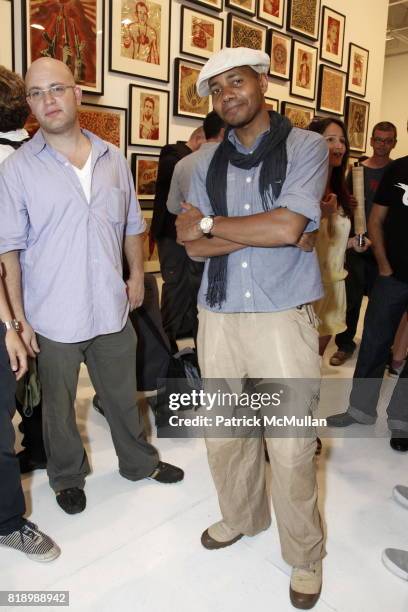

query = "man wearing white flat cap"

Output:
[[176, 47, 328, 609]]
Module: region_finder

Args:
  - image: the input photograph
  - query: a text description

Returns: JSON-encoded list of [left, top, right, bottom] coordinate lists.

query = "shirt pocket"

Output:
[[105, 187, 127, 224]]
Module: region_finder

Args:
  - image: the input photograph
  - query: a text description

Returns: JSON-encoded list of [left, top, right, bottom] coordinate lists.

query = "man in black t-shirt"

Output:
[[327, 154, 408, 450], [330, 122, 397, 366]]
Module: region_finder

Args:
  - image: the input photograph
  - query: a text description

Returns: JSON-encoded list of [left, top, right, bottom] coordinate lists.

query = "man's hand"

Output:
[[296, 230, 317, 252], [176, 202, 204, 244], [349, 195, 358, 211], [320, 193, 338, 218], [5, 329, 27, 380], [20, 320, 40, 358], [348, 235, 372, 254], [126, 274, 144, 310]]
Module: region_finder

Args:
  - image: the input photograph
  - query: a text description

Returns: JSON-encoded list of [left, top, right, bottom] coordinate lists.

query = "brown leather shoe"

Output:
[[201, 529, 243, 550], [290, 561, 322, 609], [329, 349, 353, 366]]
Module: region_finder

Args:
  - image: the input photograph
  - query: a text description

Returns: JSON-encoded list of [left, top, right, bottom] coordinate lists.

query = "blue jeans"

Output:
[[348, 275, 408, 430]]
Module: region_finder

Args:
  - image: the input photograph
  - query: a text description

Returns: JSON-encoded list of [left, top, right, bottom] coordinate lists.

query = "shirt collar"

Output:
[[29, 127, 109, 158], [227, 126, 271, 154]]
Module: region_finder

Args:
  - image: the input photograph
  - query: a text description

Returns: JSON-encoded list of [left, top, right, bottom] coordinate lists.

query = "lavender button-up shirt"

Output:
[[0, 129, 145, 343]]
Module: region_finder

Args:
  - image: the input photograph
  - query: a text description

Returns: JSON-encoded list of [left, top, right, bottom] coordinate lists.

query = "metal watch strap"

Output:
[[2, 319, 20, 332]]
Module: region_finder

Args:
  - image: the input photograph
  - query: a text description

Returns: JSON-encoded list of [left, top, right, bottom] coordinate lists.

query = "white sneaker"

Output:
[[393, 485, 408, 509], [382, 548, 408, 580], [0, 521, 60, 562]]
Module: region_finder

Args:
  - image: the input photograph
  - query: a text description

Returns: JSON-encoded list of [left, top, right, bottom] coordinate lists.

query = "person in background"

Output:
[[151, 126, 205, 351]]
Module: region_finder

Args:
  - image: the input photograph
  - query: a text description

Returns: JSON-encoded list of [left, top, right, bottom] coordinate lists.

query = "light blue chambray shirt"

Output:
[[187, 126, 328, 313], [0, 129, 145, 342]]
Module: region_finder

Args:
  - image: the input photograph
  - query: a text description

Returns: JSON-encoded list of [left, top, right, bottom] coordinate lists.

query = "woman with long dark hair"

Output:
[[308, 117, 370, 356]]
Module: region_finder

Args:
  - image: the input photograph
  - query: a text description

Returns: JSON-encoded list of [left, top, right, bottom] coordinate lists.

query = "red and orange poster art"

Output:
[[28, 0, 97, 88], [137, 159, 158, 196]]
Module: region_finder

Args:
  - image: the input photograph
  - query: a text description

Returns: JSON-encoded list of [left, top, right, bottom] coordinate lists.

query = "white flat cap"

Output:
[[196, 47, 270, 97]]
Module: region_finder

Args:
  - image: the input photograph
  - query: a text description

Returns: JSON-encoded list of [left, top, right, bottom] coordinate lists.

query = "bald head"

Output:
[[25, 57, 75, 90]]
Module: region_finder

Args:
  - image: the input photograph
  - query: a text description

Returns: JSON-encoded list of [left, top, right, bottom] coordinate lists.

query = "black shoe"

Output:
[[17, 450, 47, 474], [147, 461, 184, 484], [326, 412, 360, 427], [56, 488, 86, 514], [92, 394, 105, 417], [390, 432, 408, 453]]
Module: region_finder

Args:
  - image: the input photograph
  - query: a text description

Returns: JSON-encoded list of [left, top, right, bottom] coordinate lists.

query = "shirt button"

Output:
[[244, 204, 250, 210], [242, 262, 248, 268], [246, 177, 252, 183], [245, 291, 251, 298]]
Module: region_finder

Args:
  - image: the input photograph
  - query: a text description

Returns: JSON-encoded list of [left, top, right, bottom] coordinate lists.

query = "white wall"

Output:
[[10, 0, 388, 157], [381, 53, 408, 158]]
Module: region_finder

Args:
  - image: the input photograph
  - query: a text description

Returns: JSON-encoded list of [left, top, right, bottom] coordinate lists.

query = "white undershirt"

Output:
[[72, 152, 92, 203]]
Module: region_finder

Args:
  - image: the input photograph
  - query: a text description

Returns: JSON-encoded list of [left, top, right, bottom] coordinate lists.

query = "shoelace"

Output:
[[19, 522, 40, 546]]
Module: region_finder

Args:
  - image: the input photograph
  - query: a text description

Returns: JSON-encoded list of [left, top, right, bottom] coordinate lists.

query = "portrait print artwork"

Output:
[[110, 0, 170, 82], [290, 40, 317, 101], [225, 0, 256, 16], [22, 0, 104, 94], [187, 0, 223, 12], [267, 29, 291, 80], [180, 7, 223, 61], [347, 43, 369, 97], [129, 84, 169, 147], [320, 7, 345, 66], [0, 0, 14, 70], [346, 97, 370, 153], [174, 58, 211, 119], [257, 0, 285, 27], [131, 153, 159, 204], [226, 13, 267, 51]]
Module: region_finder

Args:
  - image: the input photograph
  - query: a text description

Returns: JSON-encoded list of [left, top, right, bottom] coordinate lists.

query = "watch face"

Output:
[[200, 217, 213, 233]]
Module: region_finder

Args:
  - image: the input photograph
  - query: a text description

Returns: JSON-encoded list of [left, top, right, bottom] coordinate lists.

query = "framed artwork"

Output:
[[257, 0, 285, 27], [347, 43, 369, 97], [109, 0, 171, 83], [0, 0, 14, 70], [345, 97, 370, 153], [226, 13, 267, 51], [187, 0, 223, 12], [265, 97, 279, 112], [129, 84, 169, 148], [317, 64, 346, 116], [180, 7, 223, 61], [130, 153, 159, 206], [173, 57, 211, 119], [281, 101, 314, 129], [320, 7, 345, 66], [267, 29, 292, 81], [287, 0, 320, 41], [290, 40, 317, 101], [22, 0, 104, 95], [225, 0, 256, 16], [142, 210, 160, 273]]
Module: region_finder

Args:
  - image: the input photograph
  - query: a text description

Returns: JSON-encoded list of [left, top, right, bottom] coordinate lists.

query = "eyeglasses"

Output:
[[26, 84, 76, 101], [373, 137, 395, 145]]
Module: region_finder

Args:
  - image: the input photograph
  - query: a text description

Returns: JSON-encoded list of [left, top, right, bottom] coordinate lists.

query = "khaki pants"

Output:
[[197, 307, 325, 567]]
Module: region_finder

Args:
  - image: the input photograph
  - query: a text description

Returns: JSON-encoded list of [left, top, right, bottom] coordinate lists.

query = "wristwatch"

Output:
[[2, 319, 20, 332], [199, 215, 214, 237]]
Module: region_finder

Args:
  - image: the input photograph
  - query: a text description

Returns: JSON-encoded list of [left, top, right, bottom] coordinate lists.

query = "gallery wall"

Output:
[[381, 53, 408, 159], [9, 0, 388, 162]]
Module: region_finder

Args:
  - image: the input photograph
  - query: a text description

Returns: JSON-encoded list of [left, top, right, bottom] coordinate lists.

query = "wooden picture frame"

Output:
[[226, 13, 267, 51], [320, 6, 345, 66], [129, 84, 169, 148], [187, 0, 223, 12], [180, 6, 224, 61], [345, 96, 370, 153], [142, 210, 160, 273], [109, 0, 171, 83], [130, 153, 159, 206], [347, 43, 369, 97], [257, 0, 285, 27], [287, 0, 320, 41], [267, 29, 292, 81], [0, 0, 14, 70], [281, 100, 315, 128], [79, 103, 127, 156], [317, 64, 346, 116], [265, 97, 280, 112], [22, 0, 105, 95], [225, 0, 256, 16], [290, 40, 318, 101], [173, 57, 211, 119]]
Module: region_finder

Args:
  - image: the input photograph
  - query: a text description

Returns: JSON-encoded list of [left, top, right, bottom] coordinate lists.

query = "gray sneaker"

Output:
[[382, 548, 408, 580], [393, 485, 408, 509], [0, 521, 60, 562]]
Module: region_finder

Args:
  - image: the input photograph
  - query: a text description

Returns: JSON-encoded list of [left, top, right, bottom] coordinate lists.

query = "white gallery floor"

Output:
[[3, 310, 408, 612]]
